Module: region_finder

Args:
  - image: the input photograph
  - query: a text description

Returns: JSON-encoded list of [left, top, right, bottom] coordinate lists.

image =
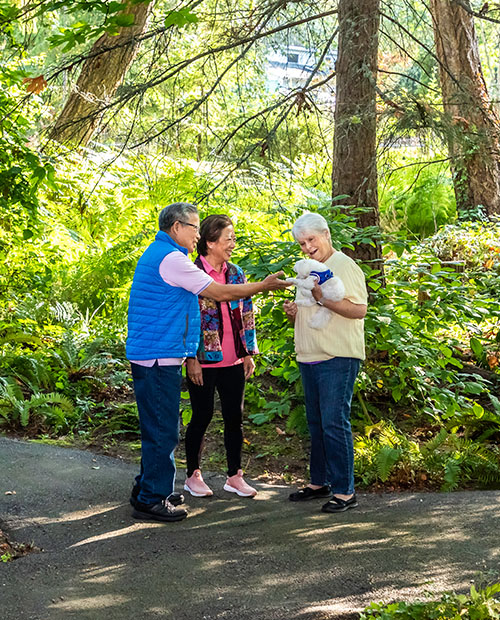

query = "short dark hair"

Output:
[[158, 202, 198, 232], [197, 214, 233, 256]]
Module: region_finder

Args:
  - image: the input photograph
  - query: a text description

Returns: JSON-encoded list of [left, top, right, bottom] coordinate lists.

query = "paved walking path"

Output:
[[1, 436, 499, 620]]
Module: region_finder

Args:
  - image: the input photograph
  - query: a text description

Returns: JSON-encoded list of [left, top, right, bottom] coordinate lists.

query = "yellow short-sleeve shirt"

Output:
[[294, 251, 367, 362]]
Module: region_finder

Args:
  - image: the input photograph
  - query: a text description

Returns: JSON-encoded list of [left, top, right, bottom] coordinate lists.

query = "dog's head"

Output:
[[293, 258, 327, 278]]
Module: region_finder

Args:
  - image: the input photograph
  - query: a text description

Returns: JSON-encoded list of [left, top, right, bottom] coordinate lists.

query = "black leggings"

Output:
[[185, 364, 245, 477]]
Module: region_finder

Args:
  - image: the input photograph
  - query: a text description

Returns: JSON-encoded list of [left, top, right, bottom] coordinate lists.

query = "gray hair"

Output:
[[291, 212, 331, 241], [158, 202, 198, 232]]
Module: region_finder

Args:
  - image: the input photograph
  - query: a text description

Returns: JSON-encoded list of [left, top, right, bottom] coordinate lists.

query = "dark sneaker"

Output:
[[132, 498, 188, 522], [321, 494, 358, 513], [289, 486, 332, 502], [130, 484, 184, 508]]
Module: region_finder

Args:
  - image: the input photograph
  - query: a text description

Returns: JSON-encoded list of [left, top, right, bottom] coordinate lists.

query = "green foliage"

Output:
[[354, 421, 500, 490], [0, 381, 75, 432], [360, 583, 500, 619], [425, 221, 500, 271], [380, 153, 456, 238], [47, 4, 198, 51], [0, 106, 497, 491], [361, 226, 500, 436]]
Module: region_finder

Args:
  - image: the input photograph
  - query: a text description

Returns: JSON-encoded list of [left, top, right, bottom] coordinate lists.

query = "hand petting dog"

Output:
[[286, 258, 345, 329]]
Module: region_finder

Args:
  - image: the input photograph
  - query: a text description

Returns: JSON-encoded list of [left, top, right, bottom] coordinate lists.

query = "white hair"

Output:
[[291, 212, 331, 241]]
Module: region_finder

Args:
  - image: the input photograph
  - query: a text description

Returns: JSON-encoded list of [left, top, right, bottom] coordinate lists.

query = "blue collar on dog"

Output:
[[310, 269, 334, 285]]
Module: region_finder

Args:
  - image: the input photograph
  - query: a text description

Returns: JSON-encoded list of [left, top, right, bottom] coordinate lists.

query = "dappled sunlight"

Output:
[[79, 564, 127, 584], [287, 520, 370, 537], [27, 503, 121, 525], [2, 438, 499, 620], [143, 608, 172, 617], [68, 522, 163, 548], [48, 595, 131, 611]]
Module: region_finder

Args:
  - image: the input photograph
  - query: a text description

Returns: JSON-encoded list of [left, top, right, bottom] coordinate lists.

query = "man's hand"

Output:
[[186, 358, 203, 386], [243, 356, 255, 380], [262, 271, 292, 291], [283, 300, 298, 323]]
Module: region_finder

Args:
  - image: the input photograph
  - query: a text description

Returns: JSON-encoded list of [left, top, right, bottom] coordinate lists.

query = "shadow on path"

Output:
[[1, 437, 499, 620]]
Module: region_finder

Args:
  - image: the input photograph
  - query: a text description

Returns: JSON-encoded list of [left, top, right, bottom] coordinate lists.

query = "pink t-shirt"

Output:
[[199, 256, 243, 369], [131, 251, 213, 366]]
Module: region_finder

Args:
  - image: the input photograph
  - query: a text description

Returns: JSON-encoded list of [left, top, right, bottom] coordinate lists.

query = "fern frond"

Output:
[[442, 458, 461, 491], [20, 403, 30, 427], [50, 302, 82, 327], [29, 392, 74, 412], [422, 427, 449, 455], [285, 405, 308, 436], [375, 446, 401, 482]]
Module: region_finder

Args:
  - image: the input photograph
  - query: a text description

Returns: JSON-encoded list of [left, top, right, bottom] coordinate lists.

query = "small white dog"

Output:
[[286, 258, 345, 329]]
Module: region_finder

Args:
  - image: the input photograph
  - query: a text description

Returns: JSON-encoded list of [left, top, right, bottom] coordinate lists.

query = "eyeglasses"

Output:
[[178, 221, 200, 233]]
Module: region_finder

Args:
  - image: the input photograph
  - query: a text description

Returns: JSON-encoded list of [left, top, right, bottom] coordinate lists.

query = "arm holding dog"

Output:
[[311, 283, 367, 319], [283, 300, 298, 324]]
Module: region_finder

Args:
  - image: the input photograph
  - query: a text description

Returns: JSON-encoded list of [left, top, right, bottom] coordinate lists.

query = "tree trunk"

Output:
[[50, 1, 153, 147], [332, 0, 383, 273], [430, 0, 500, 216]]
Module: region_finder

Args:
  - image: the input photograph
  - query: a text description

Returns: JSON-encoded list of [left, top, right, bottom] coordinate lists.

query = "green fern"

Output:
[[0, 383, 74, 431], [375, 446, 402, 482], [442, 458, 461, 491], [421, 427, 449, 455], [285, 405, 308, 437], [49, 332, 115, 379]]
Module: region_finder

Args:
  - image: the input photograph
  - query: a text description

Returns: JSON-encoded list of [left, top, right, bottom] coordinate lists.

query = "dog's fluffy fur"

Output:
[[286, 258, 345, 329]]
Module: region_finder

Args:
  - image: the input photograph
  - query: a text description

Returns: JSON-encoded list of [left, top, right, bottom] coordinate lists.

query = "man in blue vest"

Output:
[[126, 202, 289, 522]]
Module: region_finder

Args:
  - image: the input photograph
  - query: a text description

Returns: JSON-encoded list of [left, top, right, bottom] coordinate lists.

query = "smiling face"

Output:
[[296, 229, 334, 263], [206, 224, 236, 264]]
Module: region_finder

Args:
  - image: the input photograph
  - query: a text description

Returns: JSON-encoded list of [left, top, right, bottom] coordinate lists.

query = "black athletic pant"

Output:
[[185, 363, 245, 477]]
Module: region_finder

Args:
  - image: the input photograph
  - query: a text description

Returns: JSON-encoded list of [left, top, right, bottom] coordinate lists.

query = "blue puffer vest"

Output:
[[126, 231, 201, 360]]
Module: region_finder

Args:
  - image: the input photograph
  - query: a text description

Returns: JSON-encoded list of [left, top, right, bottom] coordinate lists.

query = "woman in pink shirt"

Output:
[[185, 215, 258, 498]]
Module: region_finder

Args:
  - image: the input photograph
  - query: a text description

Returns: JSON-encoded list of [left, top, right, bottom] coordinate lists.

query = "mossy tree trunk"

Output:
[[332, 0, 383, 274], [50, 1, 153, 147], [430, 0, 500, 217]]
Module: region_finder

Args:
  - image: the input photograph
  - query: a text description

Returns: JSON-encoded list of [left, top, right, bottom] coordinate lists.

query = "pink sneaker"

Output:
[[184, 469, 213, 497], [223, 470, 257, 497]]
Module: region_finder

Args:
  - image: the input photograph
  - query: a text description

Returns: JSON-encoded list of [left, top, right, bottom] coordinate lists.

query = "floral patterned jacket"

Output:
[[194, 256, 258, 363]]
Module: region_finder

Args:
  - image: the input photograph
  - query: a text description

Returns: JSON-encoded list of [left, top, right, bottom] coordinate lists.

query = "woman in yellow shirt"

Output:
[[284, 212, 368, 513]]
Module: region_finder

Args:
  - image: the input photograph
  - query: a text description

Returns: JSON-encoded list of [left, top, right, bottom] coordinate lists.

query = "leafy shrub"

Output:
[[0, 380, 75, 433], [354, 421, 500, 490], [360, 583, 500, 619], [361, 241, 500, 432], [380, 156, 456, 238], [424, 220, 500, 271]]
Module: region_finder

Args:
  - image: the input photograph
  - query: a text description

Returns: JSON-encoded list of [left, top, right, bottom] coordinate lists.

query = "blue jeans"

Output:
[[131, 362, 182, 505], [299, 357, 361, 495]]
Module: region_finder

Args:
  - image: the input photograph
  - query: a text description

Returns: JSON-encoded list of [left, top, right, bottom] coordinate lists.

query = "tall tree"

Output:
[[430, 0, 500, 216], [50, 1, 153, 147], [332, 0, 383, 270]]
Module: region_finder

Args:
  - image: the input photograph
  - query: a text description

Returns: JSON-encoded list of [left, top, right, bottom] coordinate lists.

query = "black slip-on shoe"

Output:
[[130, 484, 184, 508], [289, 486, 332, 502], [321, 494, 358, 513], [132, 499, 188, 522]]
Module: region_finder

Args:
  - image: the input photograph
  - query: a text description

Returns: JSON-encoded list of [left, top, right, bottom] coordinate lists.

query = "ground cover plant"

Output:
[[360, 583, 500, 620]]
